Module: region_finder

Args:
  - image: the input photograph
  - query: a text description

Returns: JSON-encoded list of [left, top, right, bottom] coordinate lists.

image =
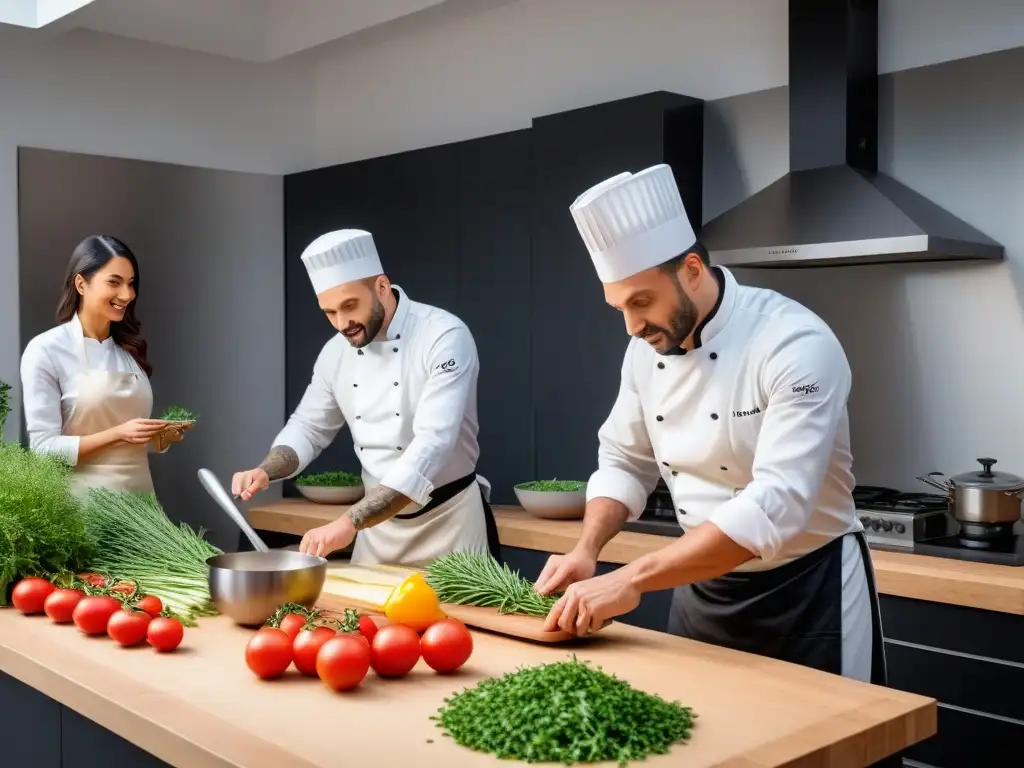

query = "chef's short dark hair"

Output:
[[660, 241, 710, 272]]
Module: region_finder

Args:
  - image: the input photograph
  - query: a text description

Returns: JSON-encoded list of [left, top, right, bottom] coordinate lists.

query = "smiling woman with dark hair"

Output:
[[20, 235, 186, 497]]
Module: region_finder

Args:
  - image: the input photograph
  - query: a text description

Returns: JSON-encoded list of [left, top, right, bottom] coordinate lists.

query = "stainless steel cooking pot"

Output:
[[918, 457, 1024, 527]]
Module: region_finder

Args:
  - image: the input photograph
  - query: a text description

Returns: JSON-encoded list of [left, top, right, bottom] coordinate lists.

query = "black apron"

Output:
[[668, 532, 900, 768], [394, 470, 502, 564]]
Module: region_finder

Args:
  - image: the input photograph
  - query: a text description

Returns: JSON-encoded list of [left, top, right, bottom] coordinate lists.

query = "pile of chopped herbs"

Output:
[[0, 378, 11, 434], [424, 551, 558, 618], [0, 442, 94, 604], [296, 470, 362, 487], [433, 656, 696, 765], [81, 488, 221, 625], [517, 479, 586, 492], [159, 405, 197, 422]]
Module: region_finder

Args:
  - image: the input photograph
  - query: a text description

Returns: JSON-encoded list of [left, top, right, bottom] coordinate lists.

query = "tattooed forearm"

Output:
[[258, 446, 299, 481], [345, 485, 412, 531]]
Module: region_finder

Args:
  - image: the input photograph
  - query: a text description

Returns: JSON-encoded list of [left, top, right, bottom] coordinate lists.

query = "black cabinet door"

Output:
[[457, 130, 534, 505], [528, 92, 704, 481]]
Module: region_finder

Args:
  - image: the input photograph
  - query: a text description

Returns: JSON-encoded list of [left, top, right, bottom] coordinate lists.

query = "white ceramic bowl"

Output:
[[295, 484, 365, 505], [514, 484, 587, 520]]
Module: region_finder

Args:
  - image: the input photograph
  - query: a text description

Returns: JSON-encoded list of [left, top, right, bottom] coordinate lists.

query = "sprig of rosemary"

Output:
[[432, 655, 696, 765], [424, 551, 558, 618]]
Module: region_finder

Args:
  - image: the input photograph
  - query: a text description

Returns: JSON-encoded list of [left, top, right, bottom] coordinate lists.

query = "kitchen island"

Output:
[[0, 599, 933, 768], [247, 499, 1024, 768]]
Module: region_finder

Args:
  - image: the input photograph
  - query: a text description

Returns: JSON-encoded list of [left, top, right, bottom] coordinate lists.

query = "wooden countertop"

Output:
[[0, 602, 934, 767], [250, 499, 1024, 616]]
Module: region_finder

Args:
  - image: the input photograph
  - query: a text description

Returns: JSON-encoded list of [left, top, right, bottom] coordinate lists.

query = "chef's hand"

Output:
[[299, 516, 356, 558], [543, 569, 640, 635], [112, 418, 167, 444], [534, 548, 598, 596], [231, 468, 269, 501]]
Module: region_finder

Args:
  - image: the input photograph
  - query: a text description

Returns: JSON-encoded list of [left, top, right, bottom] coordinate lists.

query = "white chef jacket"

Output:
[[274, 285, 481, 510], [587, 266, 861, 571], [20, 320, 148, 466]]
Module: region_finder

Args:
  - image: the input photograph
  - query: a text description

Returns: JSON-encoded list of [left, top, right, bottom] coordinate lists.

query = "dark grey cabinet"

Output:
[[0, 672, 170, 768], [528, 92, 703, 481]]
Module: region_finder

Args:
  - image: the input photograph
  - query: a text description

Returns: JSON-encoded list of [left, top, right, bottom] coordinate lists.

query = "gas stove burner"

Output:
[[957, 521, 1016, 546], [853, 485, 948, 515]]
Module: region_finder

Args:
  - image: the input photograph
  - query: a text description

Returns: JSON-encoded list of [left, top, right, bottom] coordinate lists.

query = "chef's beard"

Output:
[[341, 293, 386, 349], [636, 278, 700, 354]]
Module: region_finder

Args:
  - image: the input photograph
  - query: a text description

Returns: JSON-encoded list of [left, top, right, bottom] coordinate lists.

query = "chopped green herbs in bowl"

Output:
[[295, 470, 364, 505], [514, 479, 587, 520]]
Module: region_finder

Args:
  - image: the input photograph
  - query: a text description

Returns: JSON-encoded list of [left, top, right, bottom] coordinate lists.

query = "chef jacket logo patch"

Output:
[[435, 358, 458, 374], [792, 381, 820, 396], [733, 406, 761, 418]]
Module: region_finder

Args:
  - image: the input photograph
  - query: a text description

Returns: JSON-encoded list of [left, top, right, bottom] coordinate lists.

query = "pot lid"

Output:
[[950, 458, 1024, 490]]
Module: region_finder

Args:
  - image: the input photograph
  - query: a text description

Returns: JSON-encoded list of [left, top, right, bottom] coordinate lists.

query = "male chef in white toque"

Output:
[[535, 165, 887, 689], [231, 229, 499, 566]]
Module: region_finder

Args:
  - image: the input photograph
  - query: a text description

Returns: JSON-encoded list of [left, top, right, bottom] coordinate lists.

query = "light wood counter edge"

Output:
[[249, 499, 1024, 617]]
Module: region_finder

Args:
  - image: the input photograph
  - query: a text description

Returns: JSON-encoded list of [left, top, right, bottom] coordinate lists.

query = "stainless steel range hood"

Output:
[[700, 0, 1004, 268]]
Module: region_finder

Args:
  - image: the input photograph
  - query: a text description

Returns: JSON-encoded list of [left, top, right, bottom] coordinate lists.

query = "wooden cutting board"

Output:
[[317, 563, 609, 644]]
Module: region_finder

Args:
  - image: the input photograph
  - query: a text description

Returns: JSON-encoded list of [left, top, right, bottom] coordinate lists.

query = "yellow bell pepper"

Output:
[[384, 572, 446, 632]]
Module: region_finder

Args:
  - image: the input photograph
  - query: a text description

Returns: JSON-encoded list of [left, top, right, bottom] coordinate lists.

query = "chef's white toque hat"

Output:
[[569, 164, 696, 284], [301, 229, 384, 294]]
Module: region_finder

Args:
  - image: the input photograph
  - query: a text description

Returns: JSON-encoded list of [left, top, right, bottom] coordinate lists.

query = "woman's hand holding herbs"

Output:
[[111, 418, 166, 445]]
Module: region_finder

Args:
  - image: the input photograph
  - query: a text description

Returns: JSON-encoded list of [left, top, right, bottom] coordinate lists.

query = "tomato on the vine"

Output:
[[12, 577, 55, 615], [292, 626, 336, 676], [147, 617, 184, 652], [245, 628, 293, 679], [420, 618, 473, 673], [44, 588, 83, 623], [107, 609, 151, 647], [317, 634, 371, 691], [370, 624, 420, 678]]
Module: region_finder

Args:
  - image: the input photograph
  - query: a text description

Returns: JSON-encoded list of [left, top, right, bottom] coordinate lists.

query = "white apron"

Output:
[[351, 471, 492, 567], [63, 315, 155, 498]]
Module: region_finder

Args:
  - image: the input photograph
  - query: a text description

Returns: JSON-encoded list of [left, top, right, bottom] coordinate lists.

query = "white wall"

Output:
[[306, 0, 1024, 168], [0, 24, 313, 440]]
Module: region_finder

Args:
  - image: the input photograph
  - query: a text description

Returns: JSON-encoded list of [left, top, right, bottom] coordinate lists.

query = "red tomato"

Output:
[[147, 617, 184, 652], [317, 634, 371, 691], [107, 609, 151, 647], [44, 588, 84, 623], [110, 581, 135, 596], [358, 614, 378, 644], [292, 626, 336, 676], [73, 595, 122, 635], [370, 624, 421, 678], [78, 572, 106, 588], [245, 628, 293, 678], [137, 595, 163, 618], [420, 619, 473, 673], [12, 577, 56, 614], [278, 612, 307, 640]]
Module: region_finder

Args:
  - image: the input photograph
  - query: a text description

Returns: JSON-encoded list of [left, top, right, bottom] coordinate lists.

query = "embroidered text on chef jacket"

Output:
[[586, 266, 861, 570], [273, 285, 481, 512]]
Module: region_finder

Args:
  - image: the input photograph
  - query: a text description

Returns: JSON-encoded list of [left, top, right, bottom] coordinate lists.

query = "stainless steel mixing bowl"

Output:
[[207, 550, 328, 626]]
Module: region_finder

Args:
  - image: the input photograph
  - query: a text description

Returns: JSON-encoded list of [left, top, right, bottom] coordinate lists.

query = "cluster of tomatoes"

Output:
[[10, 573, 184, 652], [244, 606, 474, 692]]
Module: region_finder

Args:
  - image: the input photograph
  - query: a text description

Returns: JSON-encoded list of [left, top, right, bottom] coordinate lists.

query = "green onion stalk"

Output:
[[82, 488, 221, 626]]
